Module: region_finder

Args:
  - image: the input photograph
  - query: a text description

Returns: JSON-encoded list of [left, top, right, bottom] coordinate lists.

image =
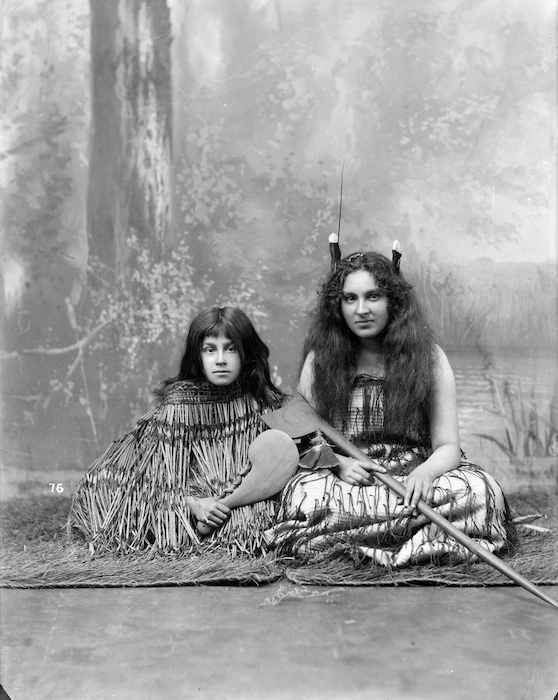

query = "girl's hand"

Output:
[[335, 455, 386, 486], [400, 466, 436, 510], [188, 497, 231, 527]]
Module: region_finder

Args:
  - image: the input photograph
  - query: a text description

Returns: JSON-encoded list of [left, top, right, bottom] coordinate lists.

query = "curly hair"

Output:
[[156, 307, 284, 404], [301, 251, 436, 438]]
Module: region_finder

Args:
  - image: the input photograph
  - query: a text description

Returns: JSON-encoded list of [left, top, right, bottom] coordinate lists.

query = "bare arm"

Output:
[[297, 352, 316, 405], [403, 345, 461, 507]]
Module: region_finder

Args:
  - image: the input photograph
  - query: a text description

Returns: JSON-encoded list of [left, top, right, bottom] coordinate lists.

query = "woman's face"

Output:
[[341, 270, 389, 343], [200, 334, 242, 386]]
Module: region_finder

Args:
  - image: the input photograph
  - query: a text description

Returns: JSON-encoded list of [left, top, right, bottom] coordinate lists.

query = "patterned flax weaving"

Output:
[[266, 375, 517, 568]]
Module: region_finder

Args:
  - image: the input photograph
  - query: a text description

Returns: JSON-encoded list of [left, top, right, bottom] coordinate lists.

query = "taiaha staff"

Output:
[[263, 395, 558, 611]]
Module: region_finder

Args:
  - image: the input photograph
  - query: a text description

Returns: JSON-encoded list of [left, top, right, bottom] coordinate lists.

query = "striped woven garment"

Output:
[[266, 375, 517, 568]]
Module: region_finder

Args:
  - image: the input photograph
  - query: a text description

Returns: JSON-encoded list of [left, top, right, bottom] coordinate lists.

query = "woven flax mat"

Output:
[[0, 492, 556, 589]]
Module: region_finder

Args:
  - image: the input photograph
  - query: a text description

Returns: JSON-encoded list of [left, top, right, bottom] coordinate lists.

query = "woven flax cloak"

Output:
[[70, 379, 286, 556]]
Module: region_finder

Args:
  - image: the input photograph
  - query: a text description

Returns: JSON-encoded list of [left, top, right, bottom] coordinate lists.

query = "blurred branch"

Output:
[[1, 320, 112, 360], [0, 135, 46, 161]]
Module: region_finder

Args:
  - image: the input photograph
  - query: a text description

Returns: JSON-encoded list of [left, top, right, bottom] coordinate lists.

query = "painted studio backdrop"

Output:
[[1, 0, 556, 498]]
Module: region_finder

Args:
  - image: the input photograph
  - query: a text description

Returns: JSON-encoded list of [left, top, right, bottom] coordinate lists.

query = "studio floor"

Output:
[[1, 583, 557, 700]]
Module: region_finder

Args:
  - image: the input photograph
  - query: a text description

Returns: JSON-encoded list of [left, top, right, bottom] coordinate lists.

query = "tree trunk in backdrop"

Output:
[[87, 0, 172, 277]]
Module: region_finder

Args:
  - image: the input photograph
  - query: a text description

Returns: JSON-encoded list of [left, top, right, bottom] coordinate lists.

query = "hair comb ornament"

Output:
[[345, 252, 365, 264], [392, 240, 402, 274]]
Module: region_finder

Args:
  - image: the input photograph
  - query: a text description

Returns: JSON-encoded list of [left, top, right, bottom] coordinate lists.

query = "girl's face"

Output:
[[341, 270, 389, 343], [200, 334, 242, 386]]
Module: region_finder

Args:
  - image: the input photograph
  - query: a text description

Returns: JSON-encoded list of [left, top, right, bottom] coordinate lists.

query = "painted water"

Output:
[[274, 347, 558, 463], [3, 348, 556, 477], [449, 349, 557, 462], [0, 347, 556, 502]]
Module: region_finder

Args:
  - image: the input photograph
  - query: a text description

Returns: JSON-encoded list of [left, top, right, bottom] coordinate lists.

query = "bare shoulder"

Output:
[[433, 345, 456, 385], [300, 351, 315, 372]]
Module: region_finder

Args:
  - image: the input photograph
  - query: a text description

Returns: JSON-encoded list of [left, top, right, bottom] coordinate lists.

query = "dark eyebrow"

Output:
[[343, 288, 381, 295]]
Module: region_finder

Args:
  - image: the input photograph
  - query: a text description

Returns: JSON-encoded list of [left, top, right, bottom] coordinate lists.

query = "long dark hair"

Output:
[[157, 307, 284, 403], [302, 251, 436, 437]]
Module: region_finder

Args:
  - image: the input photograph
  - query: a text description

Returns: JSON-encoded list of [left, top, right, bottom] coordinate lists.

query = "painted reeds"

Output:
[[474, 376, 558, 460], [415, 259, 556, 351]]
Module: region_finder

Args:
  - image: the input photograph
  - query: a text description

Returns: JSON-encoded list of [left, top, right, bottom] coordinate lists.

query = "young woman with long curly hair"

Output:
[[267, 249, 516, 568]]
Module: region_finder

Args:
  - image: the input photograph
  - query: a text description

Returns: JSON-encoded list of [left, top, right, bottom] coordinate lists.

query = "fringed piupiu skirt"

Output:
[[265, 462, 517, 567]]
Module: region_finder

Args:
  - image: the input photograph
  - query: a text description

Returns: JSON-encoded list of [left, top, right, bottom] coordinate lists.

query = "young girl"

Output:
[[70, 307, 287, 556], [267, 247, 516, 567]]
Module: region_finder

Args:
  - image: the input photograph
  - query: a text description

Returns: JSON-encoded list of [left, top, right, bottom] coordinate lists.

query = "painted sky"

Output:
[[170, 0, 557, 264]]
